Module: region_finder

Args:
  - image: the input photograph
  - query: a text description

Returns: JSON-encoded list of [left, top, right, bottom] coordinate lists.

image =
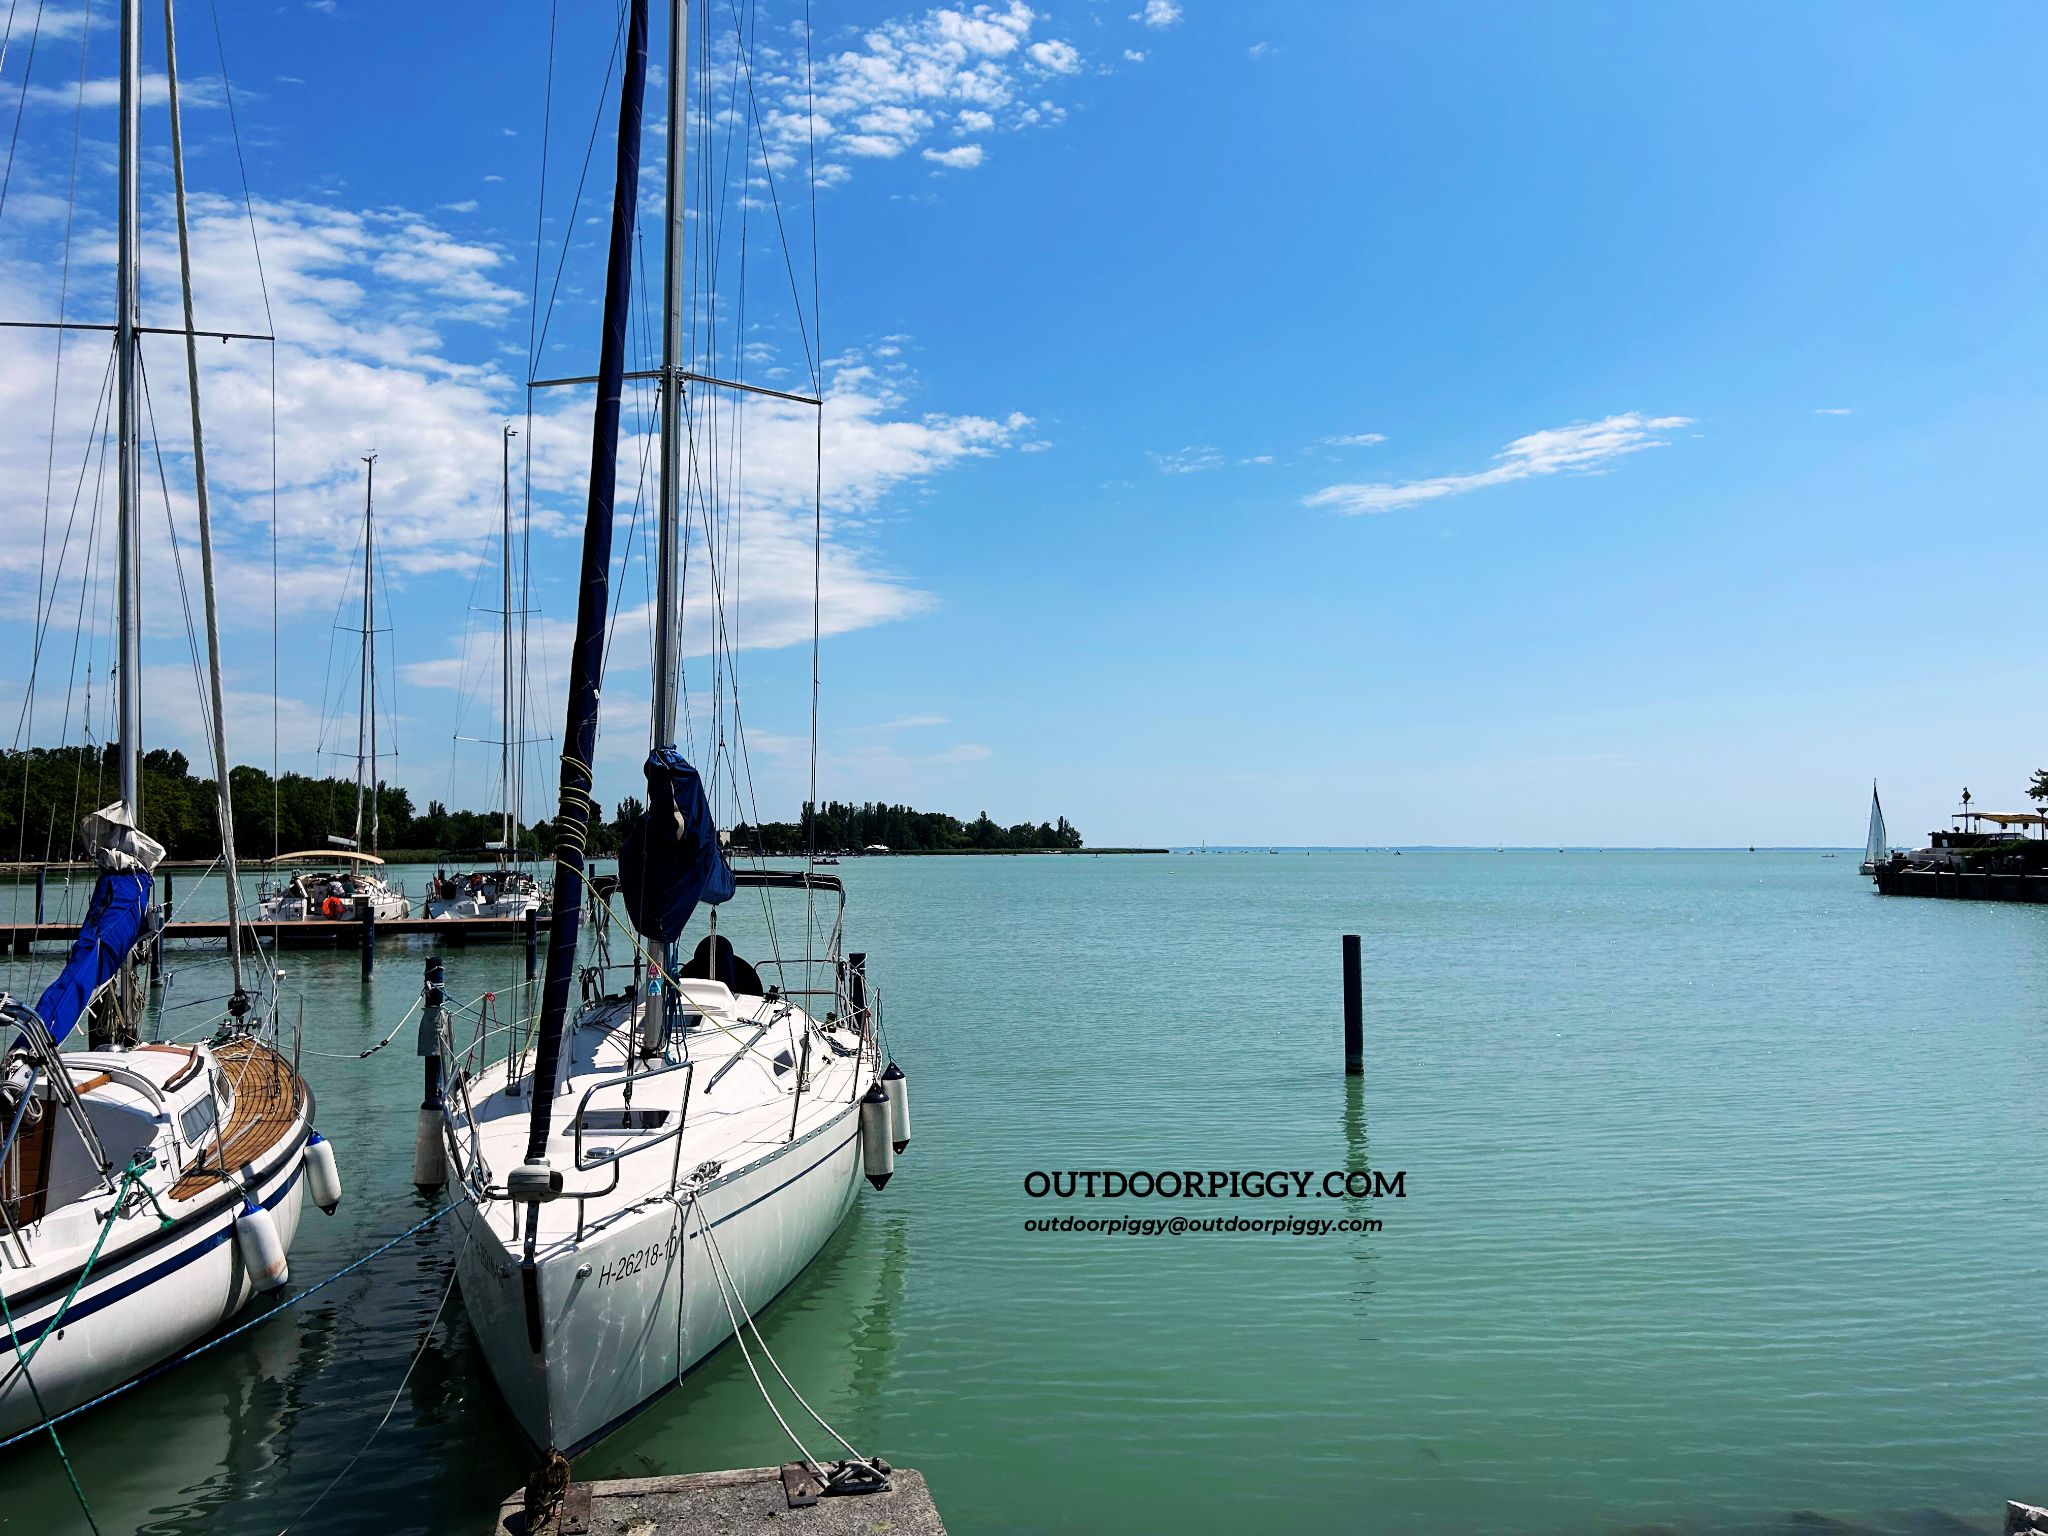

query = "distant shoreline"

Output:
[[1, 846, 1861, 874]]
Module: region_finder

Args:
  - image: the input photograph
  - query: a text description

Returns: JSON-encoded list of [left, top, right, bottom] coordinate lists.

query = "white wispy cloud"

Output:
[[1135, 0, 1183, 28], [1319, 431, 1386, 448], [751, 1, 1082, 176], [1813, 407, 1853, 416], [1305, 413, 1692, 515], [1153, 446, 1223, 474], [24, 72, 221, 111], [923, 143, 984, 169], [1151, 445, 1276, 474], [1, 191, 1031, 707]]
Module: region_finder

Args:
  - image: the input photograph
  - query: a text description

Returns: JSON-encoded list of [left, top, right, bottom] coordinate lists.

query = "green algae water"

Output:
[[4, 851, 2048, 1534]]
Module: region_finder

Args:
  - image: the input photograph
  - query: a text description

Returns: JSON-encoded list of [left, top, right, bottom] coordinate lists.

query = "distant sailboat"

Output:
[[1859, 782, 1888, 874], [256, 457, 409, 921]]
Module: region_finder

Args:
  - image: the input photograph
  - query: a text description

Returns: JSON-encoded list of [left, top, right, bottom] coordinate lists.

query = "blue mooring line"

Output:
[[0, 1196, 467, 1455]]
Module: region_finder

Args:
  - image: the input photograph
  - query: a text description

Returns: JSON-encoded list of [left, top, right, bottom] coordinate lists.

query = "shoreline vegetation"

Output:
[[0, 746, 1125, 866]]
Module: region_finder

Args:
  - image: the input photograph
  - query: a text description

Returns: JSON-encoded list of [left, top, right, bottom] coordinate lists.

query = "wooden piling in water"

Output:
[[1342, 933, 1363, 1076], [152, 869, 175, 985], [33, 866, 44, 924], [848, 951, 869, 1031], [524, 906, 538, 981], [358, 895, 376, 981]]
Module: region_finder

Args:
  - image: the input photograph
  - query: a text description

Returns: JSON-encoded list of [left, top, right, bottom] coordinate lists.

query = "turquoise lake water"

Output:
[[3, 850, 2046, 1533]]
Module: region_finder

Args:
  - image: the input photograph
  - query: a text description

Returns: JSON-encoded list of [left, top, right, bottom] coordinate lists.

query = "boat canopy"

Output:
[[269, 850, 387, 864], [33, 871, 152, 1046], [1962, 812, 2047, 827], [620, 747, 735, 944]]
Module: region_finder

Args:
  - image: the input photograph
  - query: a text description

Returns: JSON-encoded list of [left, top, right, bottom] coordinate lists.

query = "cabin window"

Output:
[[179, 1091, 224, 1149], [576, 1108, 671, 1133]]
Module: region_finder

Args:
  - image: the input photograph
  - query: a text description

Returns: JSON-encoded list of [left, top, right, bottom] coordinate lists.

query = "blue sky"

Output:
[[4, 1, 2048, 848]]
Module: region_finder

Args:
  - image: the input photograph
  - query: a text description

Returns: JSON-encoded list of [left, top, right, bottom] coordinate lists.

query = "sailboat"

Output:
[[257, 455, 410, 922], [429, 0, 904, 1460], [1859, 781, 1889, 875], [1, 0, 339, 1438], [427, 424, 547, 922]]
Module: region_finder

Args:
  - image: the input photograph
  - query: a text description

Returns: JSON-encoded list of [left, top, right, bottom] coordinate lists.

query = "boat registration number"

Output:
[[596, 1229, 679, 1288]]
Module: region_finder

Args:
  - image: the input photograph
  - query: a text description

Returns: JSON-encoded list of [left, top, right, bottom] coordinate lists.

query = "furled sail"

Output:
[[31, 802, 163, 1045], [522, 0, 650, 1168], [1865, 784, 1886, 866], [620, 747, 735, 944]]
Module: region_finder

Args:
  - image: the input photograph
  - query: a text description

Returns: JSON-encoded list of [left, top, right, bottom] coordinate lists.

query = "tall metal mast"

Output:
[[354, 454, 377, 850], [501, 423, 518, 857], [651, 0, 687, 748], [367, 456, 380, 857], [115, 0, 142, 826], [164, 0, 246, 1002]]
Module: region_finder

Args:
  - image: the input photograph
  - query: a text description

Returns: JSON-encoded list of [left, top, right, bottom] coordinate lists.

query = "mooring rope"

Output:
[[272, 1228, 469, 1535], [685, 1193, 873, 1477], [0, 1195, 467, 1456]]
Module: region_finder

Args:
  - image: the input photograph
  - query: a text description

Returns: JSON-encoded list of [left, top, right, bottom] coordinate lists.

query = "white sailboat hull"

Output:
[[0, 1107, 309, 1438], [455, 1096, 862, 1454]]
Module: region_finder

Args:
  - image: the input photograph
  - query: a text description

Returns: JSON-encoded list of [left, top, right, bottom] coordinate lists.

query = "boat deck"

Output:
[[456, 983, 865, 1252], [170, 1037, 302, 1200]]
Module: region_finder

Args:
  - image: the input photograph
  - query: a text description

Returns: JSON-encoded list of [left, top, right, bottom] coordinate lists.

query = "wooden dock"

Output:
[[3, 914, 547, 954], [1873, 866, 2048, 902], [494, 1466, 944, 1536]]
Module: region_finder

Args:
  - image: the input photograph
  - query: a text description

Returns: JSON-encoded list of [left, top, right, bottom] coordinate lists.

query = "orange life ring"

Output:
[[321, 895, 348, 919]]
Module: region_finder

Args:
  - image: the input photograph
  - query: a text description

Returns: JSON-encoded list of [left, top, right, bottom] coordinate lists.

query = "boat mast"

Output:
[[115, 0, 142, 828], [652, 0, 691, 994], [354, 454, 378, 852], [164, 0, 246, 1002], [502, 423, 518, 860], [652, 0, 686, 750], [519, 0, 650, 1189]]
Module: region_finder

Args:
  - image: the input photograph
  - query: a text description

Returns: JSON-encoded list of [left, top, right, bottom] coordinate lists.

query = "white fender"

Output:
[[881, 1060, 910, 1153], [860, 1082, 894, 1190], [305, 1131, 343, 1214], [235, 1199, 289, 1292], [413, 1106, 446, 1194]]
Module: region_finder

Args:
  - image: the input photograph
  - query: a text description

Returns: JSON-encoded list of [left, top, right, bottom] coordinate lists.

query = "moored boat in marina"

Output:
[[423, 0, 905, 1466], [2, 0, 339, 1440], [256, 850, 412, 922]]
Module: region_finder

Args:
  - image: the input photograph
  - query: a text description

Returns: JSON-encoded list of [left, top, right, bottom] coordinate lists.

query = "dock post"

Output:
[[33, 866, 44, 924], [415, 954, 447, 1194], [152, 869, 174, 985], [358, 895, 376, 982], [1342, 934, 1363, 1076], [524, 906, 539, 982]]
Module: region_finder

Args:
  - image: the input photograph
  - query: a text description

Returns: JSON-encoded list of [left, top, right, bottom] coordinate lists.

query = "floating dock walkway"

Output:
[[3, 914, 547, 954], [1874, 866, 2048, 903], [494, 1466, 945, 1535]]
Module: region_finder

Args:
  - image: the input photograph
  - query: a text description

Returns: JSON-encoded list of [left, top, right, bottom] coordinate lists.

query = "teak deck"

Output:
[[170, 1036, 300, 1200]]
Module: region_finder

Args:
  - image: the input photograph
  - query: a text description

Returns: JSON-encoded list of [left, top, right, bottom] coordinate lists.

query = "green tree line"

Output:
[[731, 801, 1082, 855], [0, 746, 638, 862]]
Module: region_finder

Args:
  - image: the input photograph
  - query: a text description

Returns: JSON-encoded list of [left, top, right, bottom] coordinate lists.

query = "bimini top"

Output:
[[269, 850, 387, 865], [1959, 812, 2048, 827]]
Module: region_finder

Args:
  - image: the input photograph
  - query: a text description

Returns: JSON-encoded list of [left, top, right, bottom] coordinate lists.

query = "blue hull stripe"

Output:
[[4, 1153, 305, 1351]]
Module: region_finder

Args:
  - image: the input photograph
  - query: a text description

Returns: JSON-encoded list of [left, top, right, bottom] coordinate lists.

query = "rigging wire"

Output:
[[13, 0, 93, 867], [0, 0, 46, 222]]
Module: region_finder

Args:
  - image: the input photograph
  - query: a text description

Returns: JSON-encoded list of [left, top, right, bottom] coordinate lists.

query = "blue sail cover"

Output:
[[33, 871, 153, 1046], [620, 747, 735, 943]]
